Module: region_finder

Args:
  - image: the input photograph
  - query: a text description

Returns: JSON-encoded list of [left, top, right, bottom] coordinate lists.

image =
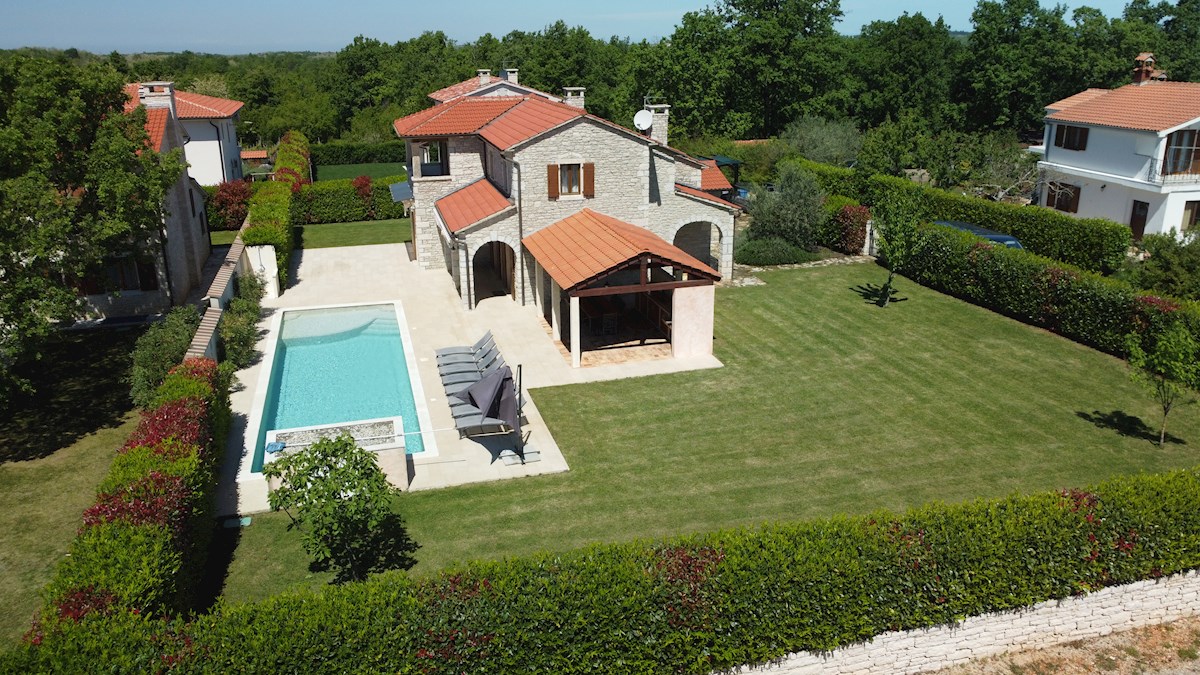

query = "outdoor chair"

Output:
[[434, 331, 493, 360], [454, 411, 511, 438], [442, 357, 507, 393], [438, 343, 499, 371]]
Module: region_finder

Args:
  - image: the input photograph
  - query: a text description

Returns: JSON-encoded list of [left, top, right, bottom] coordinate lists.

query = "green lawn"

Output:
[[219, 264, 1199, 603], [210, 229, 238, 246], [0, 328, 143, 642], [295, 218, 411, 249], [314, 163, 407, 181]]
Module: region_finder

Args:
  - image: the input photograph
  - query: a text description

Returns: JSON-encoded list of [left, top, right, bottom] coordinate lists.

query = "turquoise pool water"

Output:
[[253, 304, 425, 472]]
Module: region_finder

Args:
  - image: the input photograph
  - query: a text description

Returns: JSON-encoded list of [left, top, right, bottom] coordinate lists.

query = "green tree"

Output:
[[780, 115, 861, 166], [1118, 233, 1200, 301], [854, 13, 964, 131], [857, 112, 932, 177], [264, 434, 418, 583], [0, 57, 184, 402], [1126, 323, 1200, 446], [746, 163, 826, 250], [873, 189, 923, 307]]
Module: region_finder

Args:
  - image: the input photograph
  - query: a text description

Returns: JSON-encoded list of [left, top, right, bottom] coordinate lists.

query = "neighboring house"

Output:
[[428, 68, 562, 104], [126, 83, 245, 186], [79, 81, 210, 318], [1034, 54, 1200, 239], [394, 81, 740, 366]]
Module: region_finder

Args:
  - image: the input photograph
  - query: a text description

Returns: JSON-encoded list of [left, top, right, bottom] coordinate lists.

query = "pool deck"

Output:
[[218, 243, 721, 515]]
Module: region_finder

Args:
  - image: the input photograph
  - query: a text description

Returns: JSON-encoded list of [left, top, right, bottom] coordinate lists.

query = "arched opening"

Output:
[[472, 241, 515, 306], [672, 221, 722, 273]]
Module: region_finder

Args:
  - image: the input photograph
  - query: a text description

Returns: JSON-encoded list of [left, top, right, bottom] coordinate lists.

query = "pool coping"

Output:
[[239, 299, 439, 482]]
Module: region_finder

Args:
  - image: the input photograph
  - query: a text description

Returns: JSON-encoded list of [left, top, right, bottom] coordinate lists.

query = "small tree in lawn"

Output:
[[1126, 324, 1200, 447], [264, 434, 418, 582], [873, 190, 922, 307]]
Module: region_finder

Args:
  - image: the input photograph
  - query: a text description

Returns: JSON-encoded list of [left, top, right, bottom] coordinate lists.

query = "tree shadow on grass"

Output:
[[851, 283, 908, 306], [306, 513, 421, 585], [0, 327, 145, 464], [1076, 410, 1185, 446], [195, 518, 243, 612]]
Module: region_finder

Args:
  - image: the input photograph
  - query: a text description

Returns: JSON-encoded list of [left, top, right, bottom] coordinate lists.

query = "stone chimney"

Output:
[[477, 69, 492, 86], [138, 81, 177, 117], [503, 68, 519, 85], [646, 103, 670, 146], [563, 87, 586, 110], [1132, 52, 1167, 85]]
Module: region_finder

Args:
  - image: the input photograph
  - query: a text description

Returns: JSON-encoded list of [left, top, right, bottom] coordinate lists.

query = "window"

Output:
[[1163, 129, 1200, 176], [1184, 201, 1199, 232], [559, 163, 581, 196], [1046, 181, 1081, 213], [76, 256, 159, 295], [1053, 124, 1089, 151], [419, 140, 449, 176]]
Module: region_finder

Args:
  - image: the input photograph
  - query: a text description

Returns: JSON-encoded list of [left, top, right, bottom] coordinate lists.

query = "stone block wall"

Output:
[[729, 571, 1200, 675]]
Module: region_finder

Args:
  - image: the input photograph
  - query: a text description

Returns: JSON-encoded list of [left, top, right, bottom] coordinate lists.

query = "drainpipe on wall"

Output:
[[512, 157, 526, 304], [210, 121, 227, 183]]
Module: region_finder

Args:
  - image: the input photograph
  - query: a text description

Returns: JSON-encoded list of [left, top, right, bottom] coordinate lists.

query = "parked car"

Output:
[[934, 220, 1024, 249]]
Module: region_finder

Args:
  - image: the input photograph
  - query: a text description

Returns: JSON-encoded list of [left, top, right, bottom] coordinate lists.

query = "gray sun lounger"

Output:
[[438, 344, 499, 371], [442, 361, 508, 393], [437, 340, 496, 365], [439, 350, 502, 376], [435, 331, 493, 359], [454, 411, 511, 438]]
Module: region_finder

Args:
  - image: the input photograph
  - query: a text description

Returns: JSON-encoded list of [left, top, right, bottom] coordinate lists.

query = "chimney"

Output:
[[139, 81, 176, 117], [562, 87, 586, 110], [646, 103, 670, 146], [477, 69, 492, 86], [1133, 52, 1156, 85], [503, 68, 519, 85]]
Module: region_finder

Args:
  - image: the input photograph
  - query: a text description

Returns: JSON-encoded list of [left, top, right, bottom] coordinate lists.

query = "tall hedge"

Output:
[[311, 140, 406, 166], [241, 182, 294, 286], [289, 174, 408, 225], [9, 467, 1200, 672], [129, 305, 201, 409], [906, 224, 1200, 355]]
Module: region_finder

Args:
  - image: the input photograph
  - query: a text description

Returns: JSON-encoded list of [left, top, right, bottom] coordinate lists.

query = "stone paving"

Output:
[[730, 255, 876, 286]]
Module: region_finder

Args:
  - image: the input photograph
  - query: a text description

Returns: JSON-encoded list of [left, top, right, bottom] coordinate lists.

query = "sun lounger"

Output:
[[438, 344, 499, 372], [435, 331, 493, 359], [454, 411, 511, 437], [437, 342, 496, 366]]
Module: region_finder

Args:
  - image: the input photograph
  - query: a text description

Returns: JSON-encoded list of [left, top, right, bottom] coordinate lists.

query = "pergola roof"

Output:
[[523, 209, 719, 292]]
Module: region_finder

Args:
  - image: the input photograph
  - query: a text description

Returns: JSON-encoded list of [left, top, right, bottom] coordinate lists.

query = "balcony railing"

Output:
[[1148, 165, 1200, 184]]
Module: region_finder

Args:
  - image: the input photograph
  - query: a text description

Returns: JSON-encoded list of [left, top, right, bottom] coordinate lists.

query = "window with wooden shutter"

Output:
[[582, 162, 595, 198], [1046, 181, 1081, 213], [547, 164, 560, 200]]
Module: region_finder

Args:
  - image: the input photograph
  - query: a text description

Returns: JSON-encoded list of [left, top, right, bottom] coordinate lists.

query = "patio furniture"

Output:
[[442, 357, 508, 394], [435, 331, 494, 360], [438, 343, 500, 372], [451, 365, 522, 439]]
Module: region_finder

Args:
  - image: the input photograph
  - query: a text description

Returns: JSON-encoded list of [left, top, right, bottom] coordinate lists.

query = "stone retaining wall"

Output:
[[728, 571, 1200, 674], [186, 218, 249, 360]]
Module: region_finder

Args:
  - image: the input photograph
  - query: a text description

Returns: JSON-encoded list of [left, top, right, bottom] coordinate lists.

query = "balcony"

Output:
[[1147, 165, 1200, 185]]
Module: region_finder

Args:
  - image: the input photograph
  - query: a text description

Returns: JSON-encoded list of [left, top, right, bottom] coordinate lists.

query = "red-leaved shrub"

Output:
[[834, 204, 870, 255], [83, 472, 191, 540], [211, 180, 253, 231], [123, 398, 211, 452]]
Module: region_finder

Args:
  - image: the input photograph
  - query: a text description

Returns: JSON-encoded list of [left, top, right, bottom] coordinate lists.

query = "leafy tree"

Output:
[[746, 163, 826, 250], [1118, 232, 1200, 301], [264, 434, 418, 583], [857, 112, 932, 177], [187, 74, 229, 99], [854, 13, 964, 131], [872, 188, 923, 307], [0, 56, 184, 403], [1126, 323, 1200, 446], [780, 115, 861, 167]]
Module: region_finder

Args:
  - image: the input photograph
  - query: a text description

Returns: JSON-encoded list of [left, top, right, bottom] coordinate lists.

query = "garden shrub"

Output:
[[129, 305, 201, 409], [242, 181, 294, 286], [219, 271, 265, 369], [906, 223, 1200, 356], [746, 163, 827, 250], [734, 237, 820, 266], [311, 140, 406, 166], [289, 174, 408, 225], [11, 467, 1200, 673], [206, 179, 253, 231], [833, 204, 871, 255]]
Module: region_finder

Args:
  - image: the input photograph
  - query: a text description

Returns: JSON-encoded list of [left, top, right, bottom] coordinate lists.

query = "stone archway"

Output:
[[672, 221, 723, 273], [472, 241, 516, 305]]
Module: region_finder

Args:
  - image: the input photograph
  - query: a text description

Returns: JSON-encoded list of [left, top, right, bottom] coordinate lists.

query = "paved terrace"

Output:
[[218, 243, 722, 515]]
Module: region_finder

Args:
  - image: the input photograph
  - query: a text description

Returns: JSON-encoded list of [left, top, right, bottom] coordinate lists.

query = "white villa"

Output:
[[393, 72, 739, 367], [127, 82, 246, 186], [1035, 54, 1200, 239]]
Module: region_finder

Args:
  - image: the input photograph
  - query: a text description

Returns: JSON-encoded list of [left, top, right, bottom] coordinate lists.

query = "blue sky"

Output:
[[2, 1, 1133, 54]]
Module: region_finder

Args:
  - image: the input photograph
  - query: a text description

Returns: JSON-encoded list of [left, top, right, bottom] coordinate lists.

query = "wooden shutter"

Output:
[[582, 162, 595, 198], [547, 164, 559, 200], [1077, 127, 1088, 151], [1054, 125, 1064, 147]]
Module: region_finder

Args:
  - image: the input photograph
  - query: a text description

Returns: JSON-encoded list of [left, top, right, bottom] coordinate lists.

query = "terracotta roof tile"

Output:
[[429, 75, 558, 103], [698, 159, 733, 191], [143, 107, 169, 153], [1045, 88, 1109, 111], [478, 97, 584, 150], [1046, 82, 1200, 132], [174, 90, 243, 118], [675, 183, 739, 211], [240, 149, 268, 160], [523, 208, 719, 291], [435, 178, 514, 233], [393, 97, 524, 138]]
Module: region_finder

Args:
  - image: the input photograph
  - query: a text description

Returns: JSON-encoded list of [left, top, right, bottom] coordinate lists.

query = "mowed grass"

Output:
[[314, 163, 407, 181], [209, 229, 238, 246], [0, 329, 143, 642], [295, 218, 411, 250], [220, 264, 1199, 603]]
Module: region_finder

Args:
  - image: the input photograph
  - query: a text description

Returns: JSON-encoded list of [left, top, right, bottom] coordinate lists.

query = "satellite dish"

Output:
[[633, 109, 653, 131]]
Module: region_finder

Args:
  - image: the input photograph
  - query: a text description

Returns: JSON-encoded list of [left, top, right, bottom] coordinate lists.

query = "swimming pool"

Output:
[[252, 303, 429, 471]]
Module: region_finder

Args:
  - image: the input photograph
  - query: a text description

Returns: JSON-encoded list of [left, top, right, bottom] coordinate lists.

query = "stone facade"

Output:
[[727, 571, 1200, 675]]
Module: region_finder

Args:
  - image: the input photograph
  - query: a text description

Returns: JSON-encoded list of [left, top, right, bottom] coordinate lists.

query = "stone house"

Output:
[[393, 80, 739, 366], [79, 82, 210, 318], [1034, 53, 1200, 238]]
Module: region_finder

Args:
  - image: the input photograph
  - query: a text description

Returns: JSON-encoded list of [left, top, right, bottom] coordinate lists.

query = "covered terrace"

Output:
[[523, 209, 720, 368]]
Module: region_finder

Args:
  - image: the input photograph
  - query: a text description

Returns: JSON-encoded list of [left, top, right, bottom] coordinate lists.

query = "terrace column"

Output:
[[551, 281, 562, 337], [570, 295, 581, 368]]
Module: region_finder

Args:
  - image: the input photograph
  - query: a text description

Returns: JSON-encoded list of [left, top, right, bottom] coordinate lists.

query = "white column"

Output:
[[459, 244, 471, 310], [570, 295, 581, 368], [551, 281, 562, 337]]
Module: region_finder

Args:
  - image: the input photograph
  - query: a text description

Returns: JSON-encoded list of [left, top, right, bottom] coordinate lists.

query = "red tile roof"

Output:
[[429, 75, 557, 103], [241, 149, 269, 160], [675, 183, 739, 211], [1045, 88, 1109, 111], [478, 97, 583, 150], [698, 159, 733, 191], [523, 208, 719, 291], [175, 90, 243, 119], [394, 96, 587, 151], [143, 107, 169, 153], [435, 178, 514, 233], [1046, 82, 1200, 132]]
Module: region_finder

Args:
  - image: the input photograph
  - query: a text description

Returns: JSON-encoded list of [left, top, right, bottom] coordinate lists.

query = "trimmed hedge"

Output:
[[274, 130, 311, 185], [129, 305, 201, 409], [734, 237, 820, 266], [218, 271, 265, 368], [32, 358, 227, 641], [8, 467, 1200, 672], [242, 182, 294, 287], [311, 140, 405, 166], [289, 174, 408, 225], [906, 224, 1200, 356]]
